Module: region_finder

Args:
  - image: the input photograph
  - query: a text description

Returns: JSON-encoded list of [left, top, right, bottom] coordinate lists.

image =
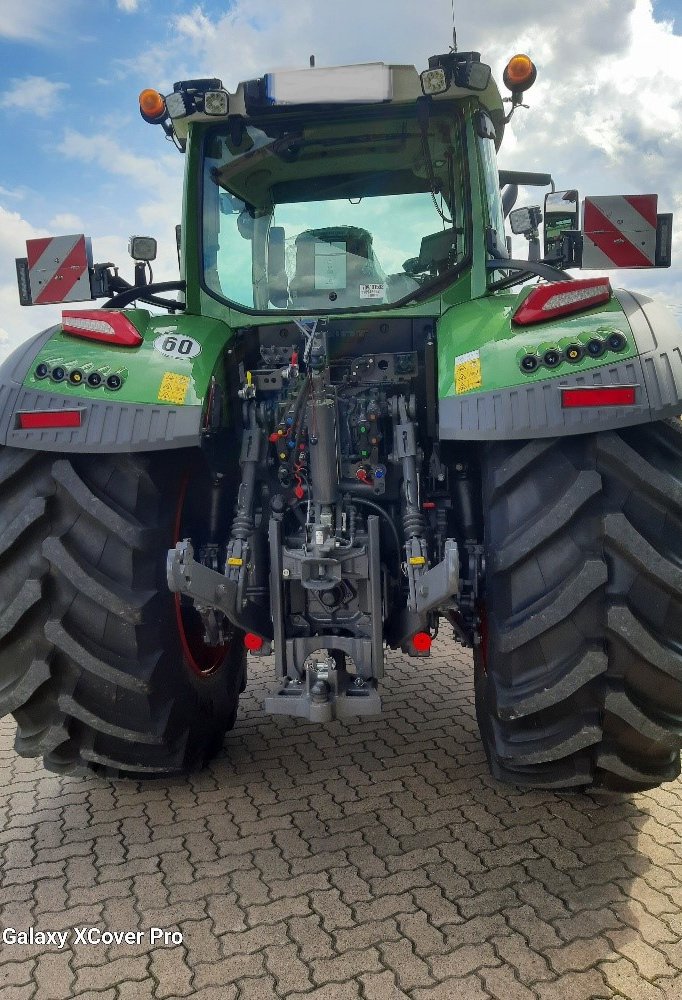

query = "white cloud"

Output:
[[55, 129, 182, 191], [0, 185, 24, 200], [0, 0, 75, 41], [4, 77, 69, 117], [48, 213, 85, 231], [117, 0, 141, 11]]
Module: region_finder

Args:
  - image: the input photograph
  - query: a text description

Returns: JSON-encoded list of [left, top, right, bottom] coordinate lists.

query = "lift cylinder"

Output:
[[308, 397, 339, 506]]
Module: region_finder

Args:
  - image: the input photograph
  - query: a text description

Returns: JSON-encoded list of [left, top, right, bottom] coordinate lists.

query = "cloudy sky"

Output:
[[0, 0, 680, 361]]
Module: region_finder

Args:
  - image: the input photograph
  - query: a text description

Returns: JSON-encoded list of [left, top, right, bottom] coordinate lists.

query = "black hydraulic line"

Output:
[[351, 497, 402, 566]]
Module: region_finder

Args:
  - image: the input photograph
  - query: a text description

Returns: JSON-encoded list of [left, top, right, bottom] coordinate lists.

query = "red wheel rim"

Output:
[[173, 473, 229, 677]]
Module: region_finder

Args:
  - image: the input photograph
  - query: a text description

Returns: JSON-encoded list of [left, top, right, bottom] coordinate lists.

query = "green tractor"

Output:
[[2, 46, 680, 790]]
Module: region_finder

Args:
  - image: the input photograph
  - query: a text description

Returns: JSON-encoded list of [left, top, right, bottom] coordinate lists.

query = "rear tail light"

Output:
[[513, 278, 612, 326], [61, 310, 143, 347], [244, 632, 264, 652], [561, 387, 636, 408], [411, 631, 432, 653], [18, 410, 83, 429]]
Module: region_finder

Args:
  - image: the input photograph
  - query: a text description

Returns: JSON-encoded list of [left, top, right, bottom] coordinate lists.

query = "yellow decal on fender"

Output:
[[454, 350, 482, 395], [158, 372, 190, 404]]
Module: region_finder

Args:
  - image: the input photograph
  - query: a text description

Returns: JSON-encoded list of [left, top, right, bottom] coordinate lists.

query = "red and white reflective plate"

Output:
[[582, 195, 658, 269], [26, 234, 93, 305]]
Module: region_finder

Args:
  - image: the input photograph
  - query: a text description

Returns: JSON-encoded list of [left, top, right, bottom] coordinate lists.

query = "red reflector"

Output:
[[513, 278, 612, 326], [61, 309, 143, 346], [244, 632, 264, 652], [18, 410, 83, 429], [412, 631, 432, 652], [422, 502, 436, 510], [561, 387, 637, 409]]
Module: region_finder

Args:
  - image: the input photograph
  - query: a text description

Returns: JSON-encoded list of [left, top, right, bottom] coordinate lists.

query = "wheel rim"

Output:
[[173, 473, 230, 677]]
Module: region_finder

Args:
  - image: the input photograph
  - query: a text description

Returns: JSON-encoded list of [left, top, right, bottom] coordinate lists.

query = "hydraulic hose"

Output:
[[351, 497, 402, 570]]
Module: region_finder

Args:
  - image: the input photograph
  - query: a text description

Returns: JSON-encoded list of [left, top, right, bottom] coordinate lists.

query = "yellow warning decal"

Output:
[[454, 350, 482, 395], [227, 557, 243, 566], [158, 372, 190, 404], [409, 556, 426, 566]]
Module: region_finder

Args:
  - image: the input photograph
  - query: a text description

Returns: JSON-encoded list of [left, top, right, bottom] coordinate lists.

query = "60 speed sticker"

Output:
[[153, 334, 202, 361]]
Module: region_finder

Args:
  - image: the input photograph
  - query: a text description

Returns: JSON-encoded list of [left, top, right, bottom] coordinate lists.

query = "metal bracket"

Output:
[[167, 538, 273, 638], [415, 538, 460, 614], [264, 665, 382, 722]]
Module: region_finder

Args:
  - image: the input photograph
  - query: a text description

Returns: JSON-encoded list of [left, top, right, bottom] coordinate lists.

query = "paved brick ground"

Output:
[[1, 637, 682, 999]]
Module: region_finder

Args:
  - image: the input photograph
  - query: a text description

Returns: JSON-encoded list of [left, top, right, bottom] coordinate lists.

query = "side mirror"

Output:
[[544, 190, 579, 259]]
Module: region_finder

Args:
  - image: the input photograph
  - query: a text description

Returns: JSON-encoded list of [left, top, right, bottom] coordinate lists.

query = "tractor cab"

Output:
[[183, 59, 503, 317]]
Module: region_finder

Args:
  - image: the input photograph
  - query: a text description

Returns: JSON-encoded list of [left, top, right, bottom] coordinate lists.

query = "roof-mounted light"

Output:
[[164, 79, 228, 119], [204, 90, 229, 115], [512, 278, 612, 326], [503, 54, 537, 94], [165, 91, 192, 119], [139, 88, 166, 122], [420, 67, 449, 96], [61, 309, 143, 347], [421, 52, 491, 97]]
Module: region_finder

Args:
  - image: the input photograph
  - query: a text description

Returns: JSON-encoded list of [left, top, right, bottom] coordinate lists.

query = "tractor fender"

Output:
[[0, 313, 234, 453], [437, 288, 682, 440]]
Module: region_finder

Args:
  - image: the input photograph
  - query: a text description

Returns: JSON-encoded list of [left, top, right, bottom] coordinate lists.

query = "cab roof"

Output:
[[167, 60, 506, 148]]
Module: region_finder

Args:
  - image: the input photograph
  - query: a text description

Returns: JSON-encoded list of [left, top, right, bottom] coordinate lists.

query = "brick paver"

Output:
[[1, 637, 682, 998]]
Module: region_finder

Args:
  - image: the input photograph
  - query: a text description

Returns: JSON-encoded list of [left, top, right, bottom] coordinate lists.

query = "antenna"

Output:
[[451, 0, 457, 51]]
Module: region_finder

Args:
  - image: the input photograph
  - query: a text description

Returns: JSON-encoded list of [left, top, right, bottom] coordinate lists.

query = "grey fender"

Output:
[[0, 327, 202, 453], [438, 289, 682, 441]]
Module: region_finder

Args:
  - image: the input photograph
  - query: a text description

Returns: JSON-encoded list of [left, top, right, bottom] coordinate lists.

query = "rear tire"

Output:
[[476, 420, 682, 792], [0, 446, 245, 778]]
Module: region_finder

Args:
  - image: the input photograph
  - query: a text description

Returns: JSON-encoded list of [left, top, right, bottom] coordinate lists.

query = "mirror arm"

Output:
[[486, 258, 573, 282]]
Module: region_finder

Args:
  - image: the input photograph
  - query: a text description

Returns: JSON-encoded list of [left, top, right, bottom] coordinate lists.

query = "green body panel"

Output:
[[24, 312, 235, 407], [436, 291, 636, 400]]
